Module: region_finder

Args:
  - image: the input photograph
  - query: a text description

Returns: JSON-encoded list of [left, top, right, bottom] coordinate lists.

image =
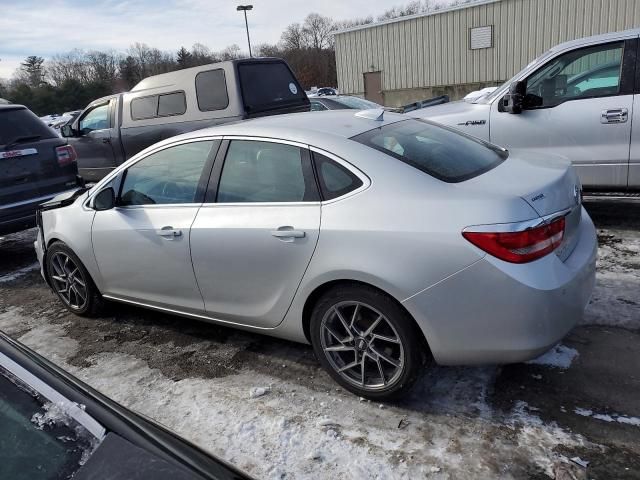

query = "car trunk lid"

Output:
[[461, 151, 583, 261]]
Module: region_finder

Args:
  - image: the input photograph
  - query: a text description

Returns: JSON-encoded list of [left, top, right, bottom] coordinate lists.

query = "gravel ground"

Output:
[[0, 200, 639, 479]]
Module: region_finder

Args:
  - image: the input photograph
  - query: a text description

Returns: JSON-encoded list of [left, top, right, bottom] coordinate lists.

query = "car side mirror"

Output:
[[93, 187, 115, 211], [501, 80, 526, 114], [61, 124, 76, 138]]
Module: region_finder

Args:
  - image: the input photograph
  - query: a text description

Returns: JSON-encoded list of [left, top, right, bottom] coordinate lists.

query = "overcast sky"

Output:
[[0, 0, 456, 79]]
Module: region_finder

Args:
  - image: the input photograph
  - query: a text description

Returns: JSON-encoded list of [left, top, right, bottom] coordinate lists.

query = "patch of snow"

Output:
[[0, 263, 39, 283], [573, 407, 640, 427], [527, 345, 578, 369], [570, 456, 589, 468], [249, 386, 269, 398]]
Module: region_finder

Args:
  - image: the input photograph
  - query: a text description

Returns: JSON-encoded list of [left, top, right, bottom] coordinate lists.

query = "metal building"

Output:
[[333, 0, 640, 106]]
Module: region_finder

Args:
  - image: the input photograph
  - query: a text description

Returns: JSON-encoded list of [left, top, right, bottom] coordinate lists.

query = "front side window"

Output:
[[217, 140, 318, 203], [119, 141, 216, 206], [352, 119, 507, 183], [79, 104, 109, 133], [525, 42, 624, 108]]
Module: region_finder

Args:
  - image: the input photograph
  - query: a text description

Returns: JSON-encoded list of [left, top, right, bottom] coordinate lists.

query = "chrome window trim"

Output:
[[0, 351, 106, 440], [462, 208, 573, 233]]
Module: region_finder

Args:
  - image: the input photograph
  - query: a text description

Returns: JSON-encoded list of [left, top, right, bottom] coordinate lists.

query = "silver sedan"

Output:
[[34, 110, 597, 399]]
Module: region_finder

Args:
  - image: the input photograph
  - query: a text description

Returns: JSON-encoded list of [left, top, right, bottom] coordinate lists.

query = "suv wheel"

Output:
[[46, 242, 104, 316], [310, 285, 425, 400]]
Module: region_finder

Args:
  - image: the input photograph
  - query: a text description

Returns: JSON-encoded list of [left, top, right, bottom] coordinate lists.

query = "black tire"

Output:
[[45, 241, 105, 317], [309, 284, 426, 401]]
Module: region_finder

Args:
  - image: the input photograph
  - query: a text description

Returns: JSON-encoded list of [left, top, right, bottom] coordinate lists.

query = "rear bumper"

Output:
[[403, 207, 597, 365]]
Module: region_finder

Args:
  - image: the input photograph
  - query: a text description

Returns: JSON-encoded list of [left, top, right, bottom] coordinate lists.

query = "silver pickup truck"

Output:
[[416, 28, 640, 191]]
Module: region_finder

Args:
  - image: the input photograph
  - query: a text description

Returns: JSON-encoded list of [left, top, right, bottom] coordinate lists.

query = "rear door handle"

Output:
[[271, 227, 306, 240], [156, 226, 182, 238], [601, 108, 628, 124], [102, 138, 111, 143]]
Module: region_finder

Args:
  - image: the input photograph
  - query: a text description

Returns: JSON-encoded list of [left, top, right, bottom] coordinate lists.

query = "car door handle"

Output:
[[601, 108, 628, 124], [271, 227, 306, 239], [156, 226, 182, 238]]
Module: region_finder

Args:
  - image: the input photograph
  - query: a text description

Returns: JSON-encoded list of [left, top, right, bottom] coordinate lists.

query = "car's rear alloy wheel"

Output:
[[320, 301, 404, 390], [310, 285, 425, 400], [49, 251, 88, 310], [46, 242, 104, 316]]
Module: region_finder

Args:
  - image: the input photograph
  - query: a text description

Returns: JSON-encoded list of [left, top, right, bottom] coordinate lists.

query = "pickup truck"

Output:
[[415, 28, 640, 191], [62, 57, 309, 181]]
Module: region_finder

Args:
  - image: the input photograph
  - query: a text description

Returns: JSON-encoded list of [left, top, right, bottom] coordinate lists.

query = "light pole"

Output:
[[236, 5, 253, 58]]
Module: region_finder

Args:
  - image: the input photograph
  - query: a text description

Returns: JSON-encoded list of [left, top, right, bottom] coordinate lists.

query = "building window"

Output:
[[470, 26, 493, 50]]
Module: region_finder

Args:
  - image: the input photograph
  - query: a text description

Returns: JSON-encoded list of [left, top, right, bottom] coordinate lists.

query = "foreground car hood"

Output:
[[412, 101, 491, 140], [462, 151, 581, 218]]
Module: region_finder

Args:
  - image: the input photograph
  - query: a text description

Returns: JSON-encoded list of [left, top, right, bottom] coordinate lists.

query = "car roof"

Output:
[[0, 104, 26, 111], [548, 27, 640, 54], [162, 110, 408, 145]]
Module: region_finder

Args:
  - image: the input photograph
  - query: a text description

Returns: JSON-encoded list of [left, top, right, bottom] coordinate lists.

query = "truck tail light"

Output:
[[55, 145, 77, 167], [462, 216, 566, 264]]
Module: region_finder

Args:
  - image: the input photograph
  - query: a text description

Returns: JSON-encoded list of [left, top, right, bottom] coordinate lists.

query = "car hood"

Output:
[[411, 101, 491, 140]]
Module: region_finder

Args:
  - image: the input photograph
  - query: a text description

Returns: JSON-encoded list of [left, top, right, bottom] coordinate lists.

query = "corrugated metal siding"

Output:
[[334, 0, 640, 95]]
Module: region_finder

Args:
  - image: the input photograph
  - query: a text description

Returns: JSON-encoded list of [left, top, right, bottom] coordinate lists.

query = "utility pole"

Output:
[[236, 5, 253, 57]]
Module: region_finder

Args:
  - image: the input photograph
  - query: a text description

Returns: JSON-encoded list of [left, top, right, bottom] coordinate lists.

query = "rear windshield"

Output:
[[351, 119, 507, 183], [334, 96, 381, 109], [238, 62, 306, 113], [0, 109, 56, 146]]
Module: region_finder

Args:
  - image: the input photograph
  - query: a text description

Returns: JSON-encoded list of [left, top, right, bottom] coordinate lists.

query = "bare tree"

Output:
[[302, 14, 334, 50], [281, 23, 306, 50]]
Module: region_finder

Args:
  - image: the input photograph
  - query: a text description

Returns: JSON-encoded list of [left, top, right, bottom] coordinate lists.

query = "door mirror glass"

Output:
[[94, 187, 115, 211], [60, 124, 75, 138], [501, 81, 526, 114]]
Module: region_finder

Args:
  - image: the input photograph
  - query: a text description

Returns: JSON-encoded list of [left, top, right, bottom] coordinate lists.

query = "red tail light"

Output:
[[462, 216, 566, 264], [55, 145, 77, 167]]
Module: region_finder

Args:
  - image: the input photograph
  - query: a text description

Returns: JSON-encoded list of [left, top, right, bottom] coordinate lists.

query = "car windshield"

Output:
[[0, 368, 96, 480], [351, 119, 507, 183], [333, 96, 381, 109], [0, 109, 57, 146]]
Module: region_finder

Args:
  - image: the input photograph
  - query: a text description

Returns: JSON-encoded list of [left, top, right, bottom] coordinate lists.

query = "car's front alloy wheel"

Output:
[[46, 242, 104, 316], [310, 285, 425, 400]]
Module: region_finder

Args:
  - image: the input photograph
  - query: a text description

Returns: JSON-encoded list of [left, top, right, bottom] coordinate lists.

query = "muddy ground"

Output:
[[0, 199, 638, 479]]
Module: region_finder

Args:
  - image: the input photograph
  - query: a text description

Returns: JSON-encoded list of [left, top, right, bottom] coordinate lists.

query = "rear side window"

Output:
[[238, 62, 306, 113], [312, 152, 363, 200], [195, 69, 229, 111], [131, 96, 157, 120], [217, 140, 319, 203], [131, 92, 186, 120], [158, 92, 186, 116], [0, 108, 56, 145], [351, 119, 507, 183]]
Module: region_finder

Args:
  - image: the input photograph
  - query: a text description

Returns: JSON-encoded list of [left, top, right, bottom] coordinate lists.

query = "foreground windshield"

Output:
[[351, 119, 507, 183], [0, 370, 94, 480]]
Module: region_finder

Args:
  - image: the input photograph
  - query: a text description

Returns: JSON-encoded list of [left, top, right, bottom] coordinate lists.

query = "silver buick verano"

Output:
[[35, 110, 597, 399]]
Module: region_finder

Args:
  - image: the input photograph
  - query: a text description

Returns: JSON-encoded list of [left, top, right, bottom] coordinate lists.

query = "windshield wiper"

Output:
[[3, 135, 42, 150]]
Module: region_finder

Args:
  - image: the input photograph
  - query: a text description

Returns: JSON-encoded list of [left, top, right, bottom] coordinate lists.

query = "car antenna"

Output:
[[355, 109, 384, 121]]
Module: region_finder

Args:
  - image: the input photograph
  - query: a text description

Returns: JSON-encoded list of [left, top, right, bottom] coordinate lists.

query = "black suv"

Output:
[[0, 105, 81, 235]]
